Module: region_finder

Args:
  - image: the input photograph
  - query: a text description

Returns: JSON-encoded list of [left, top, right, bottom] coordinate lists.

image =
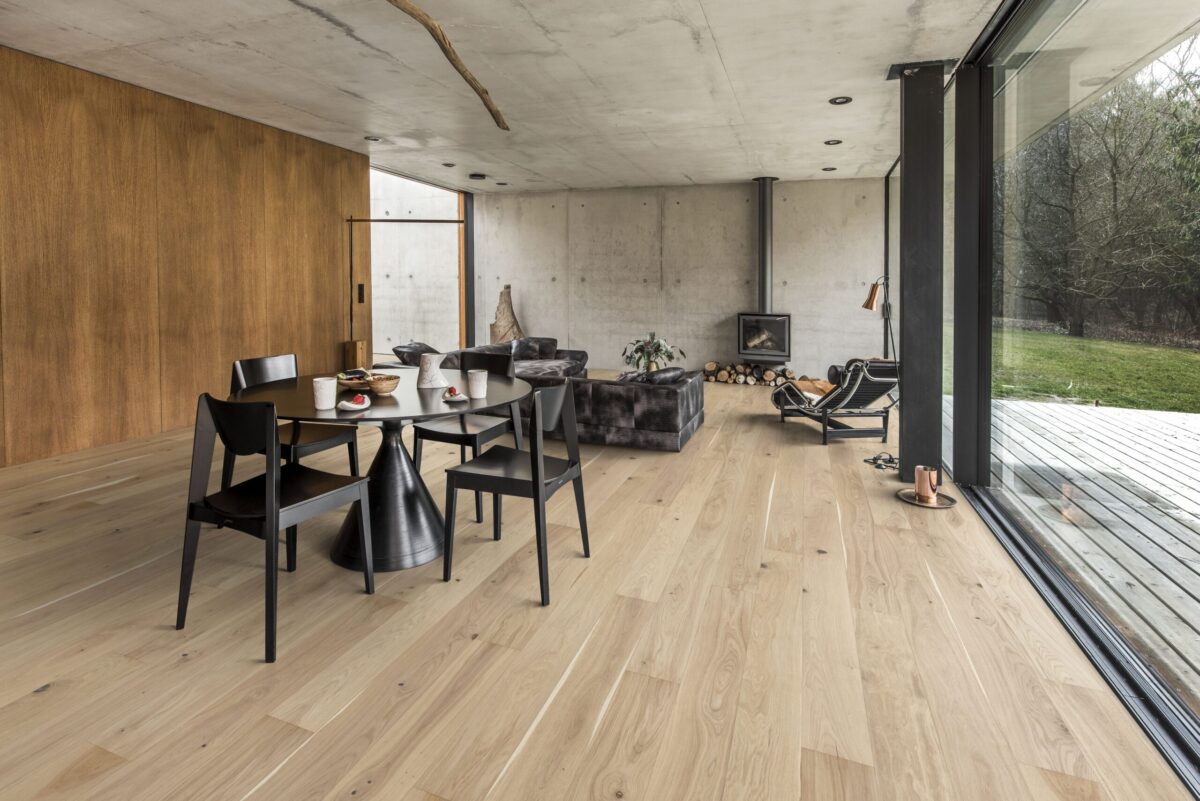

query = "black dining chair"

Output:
[[221, 354, 359, 492], [177, 394, 374, 663], [442, 382, 588, 606], [413, 351, 524, 523]]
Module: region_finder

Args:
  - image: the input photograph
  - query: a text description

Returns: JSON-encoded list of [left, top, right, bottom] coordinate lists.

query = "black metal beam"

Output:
[[952, 66, 991, 486], [754, 177, 777, 314], [898, 64, 944, 483]]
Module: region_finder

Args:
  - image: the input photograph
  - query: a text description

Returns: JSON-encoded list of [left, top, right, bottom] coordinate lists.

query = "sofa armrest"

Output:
[[555, 348, 589, 369]]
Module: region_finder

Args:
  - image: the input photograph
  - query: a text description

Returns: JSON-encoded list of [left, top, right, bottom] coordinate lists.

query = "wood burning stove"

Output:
[[738, 312, 790, 363]]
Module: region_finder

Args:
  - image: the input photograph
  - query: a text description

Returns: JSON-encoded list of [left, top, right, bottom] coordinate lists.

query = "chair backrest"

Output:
[[816, 359, 899, 411], [460, 350, 515, 378], [187, 394, 279, 510], [528, 382, 580, 484], [231, 353, 299, 393]]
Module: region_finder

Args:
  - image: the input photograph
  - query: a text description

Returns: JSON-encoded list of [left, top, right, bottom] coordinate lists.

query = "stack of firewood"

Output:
[[702, 361, 795, 387]]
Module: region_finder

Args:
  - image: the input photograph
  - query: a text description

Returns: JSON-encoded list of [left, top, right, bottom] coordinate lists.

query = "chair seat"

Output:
[[445, 445, 575, 496], [414, 413, 511, 443], [203, 463, 364, 520], [280, 421, 356, 452]]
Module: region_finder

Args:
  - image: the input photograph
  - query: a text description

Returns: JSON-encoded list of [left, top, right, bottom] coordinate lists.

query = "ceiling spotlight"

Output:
[[822, 167, 838, 172], [1078, 76, 1109, 87], [828, 96, 852, 105], [496, 182, 509, 186], [442, 162, 456, 167], [824, 139, 843, 146], [468, 172, 487, 180], [363, 135, 382, 142]]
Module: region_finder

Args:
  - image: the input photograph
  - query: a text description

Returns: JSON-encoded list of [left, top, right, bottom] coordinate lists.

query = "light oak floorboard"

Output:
[[0, 385, 1189, 801]]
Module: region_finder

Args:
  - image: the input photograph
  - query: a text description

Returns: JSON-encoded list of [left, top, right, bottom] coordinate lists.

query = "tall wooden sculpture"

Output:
[[490, 284, 524, 344]]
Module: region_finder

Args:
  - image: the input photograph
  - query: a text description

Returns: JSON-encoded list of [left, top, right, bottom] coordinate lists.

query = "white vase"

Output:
[[416, 353, 450, 389]]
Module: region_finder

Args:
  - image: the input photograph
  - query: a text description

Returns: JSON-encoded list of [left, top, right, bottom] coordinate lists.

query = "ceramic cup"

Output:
[[313, 377, 337, 410], [914, 465, 939, 504], [467, 369, 488, 399]]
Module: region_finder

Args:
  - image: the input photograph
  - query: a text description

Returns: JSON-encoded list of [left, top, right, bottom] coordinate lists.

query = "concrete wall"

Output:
[[474, 179, 888, 376], [370, 171, 461, 355]]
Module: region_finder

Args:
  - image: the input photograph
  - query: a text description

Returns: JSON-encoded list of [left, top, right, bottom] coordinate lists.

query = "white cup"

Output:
[[467, 369, 488, 399], [313, 377, 337, 410]]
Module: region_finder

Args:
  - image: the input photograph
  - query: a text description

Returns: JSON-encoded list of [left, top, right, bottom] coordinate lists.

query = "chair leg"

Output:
[[822, 414, 829, 446], [460, 444, 467, 464], [265, 524, 278, 663], [882, 411, 890, 444], [472, 443, 483, 523], [348, 437, 360, 477], [220, 449, 235, 490], [443, 480, 457, 582], [285, 526, 297, 572], [175, 518, 202, 630], [493, 494, 502, 541], [413, 436, 424, 472], [572, 477, 590, 558], [533, 494, 550, 606], [357, 487, 375, 594]]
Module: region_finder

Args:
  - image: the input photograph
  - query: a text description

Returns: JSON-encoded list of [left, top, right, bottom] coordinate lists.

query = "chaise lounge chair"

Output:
[[771, 359, 899, 444]]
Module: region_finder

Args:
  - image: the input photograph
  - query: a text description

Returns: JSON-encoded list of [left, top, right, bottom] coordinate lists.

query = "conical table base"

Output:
[[331, 420, 444, 572]]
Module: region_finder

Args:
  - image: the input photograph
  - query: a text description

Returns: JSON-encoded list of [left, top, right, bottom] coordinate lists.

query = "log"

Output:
[[704, 360, 718, 373], [751, 365, 764, 380], [716, 369, 729, 382], [763, 369, 776, 382], [489, 284, 524, 343], [784, 368, 796, 379], [734, 364, 747, 375], [746, 375, 757, 386], [706, 375, 715, 382], [735, 373, 746, 384]]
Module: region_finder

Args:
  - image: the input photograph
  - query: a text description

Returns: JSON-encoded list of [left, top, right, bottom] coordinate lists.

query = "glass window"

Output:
[[943, 78, 956, 474], [989, 1, 1200, 714]]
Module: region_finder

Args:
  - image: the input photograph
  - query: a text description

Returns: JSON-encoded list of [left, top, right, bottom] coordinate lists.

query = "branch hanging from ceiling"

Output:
[[383, 0, 510, 131]]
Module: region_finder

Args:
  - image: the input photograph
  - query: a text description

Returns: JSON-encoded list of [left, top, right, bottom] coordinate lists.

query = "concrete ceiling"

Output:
[[0, 0, 998, 192]]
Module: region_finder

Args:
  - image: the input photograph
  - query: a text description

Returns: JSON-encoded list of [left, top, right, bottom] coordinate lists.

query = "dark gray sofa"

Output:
[[378, 339, 703, 451]]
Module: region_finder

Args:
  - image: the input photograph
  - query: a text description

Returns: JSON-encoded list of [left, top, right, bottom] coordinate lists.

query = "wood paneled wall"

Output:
[[0, 46, 370, 465]]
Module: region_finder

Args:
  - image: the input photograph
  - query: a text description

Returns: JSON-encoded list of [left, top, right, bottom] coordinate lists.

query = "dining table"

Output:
[[234, 368, 531, 572]]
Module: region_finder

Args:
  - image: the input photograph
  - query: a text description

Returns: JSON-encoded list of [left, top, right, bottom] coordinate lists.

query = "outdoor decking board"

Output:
[[984, 398, 1200, 710]]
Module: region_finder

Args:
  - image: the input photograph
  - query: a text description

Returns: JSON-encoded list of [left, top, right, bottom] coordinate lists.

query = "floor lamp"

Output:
[[862, 276, 896, 359]]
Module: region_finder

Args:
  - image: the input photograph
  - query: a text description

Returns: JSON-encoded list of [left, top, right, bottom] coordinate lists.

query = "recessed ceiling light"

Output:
[[1079, 76, 1109, 87], [829, 96, 852, 105], [468, 172, 487, 180], [363, 135, 382, 142], [496, 182, 508, 186], [824, 139, 843, 145], [442, 162, 456, 167], [822, 167, 837, 172]]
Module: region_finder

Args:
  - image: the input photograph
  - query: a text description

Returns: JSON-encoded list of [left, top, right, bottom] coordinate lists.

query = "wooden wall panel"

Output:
[[0, 45, 371, 464], [264, 130, 350, 377], [155, 99, 268, 430], [0, 48, 162, 464]]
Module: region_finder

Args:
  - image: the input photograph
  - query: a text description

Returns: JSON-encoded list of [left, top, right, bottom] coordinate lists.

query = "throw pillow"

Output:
[[511, 338, 541, 361], [392, 341, 437, 367]]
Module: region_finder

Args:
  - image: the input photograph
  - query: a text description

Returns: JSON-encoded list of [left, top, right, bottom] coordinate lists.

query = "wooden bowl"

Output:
[[366, 373, 401, 396], [337, 378, 370, 391]]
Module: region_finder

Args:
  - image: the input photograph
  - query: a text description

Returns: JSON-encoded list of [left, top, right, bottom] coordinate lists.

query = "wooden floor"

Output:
[[0, 384, 1191, 801], [986, 399, 1200, 714]]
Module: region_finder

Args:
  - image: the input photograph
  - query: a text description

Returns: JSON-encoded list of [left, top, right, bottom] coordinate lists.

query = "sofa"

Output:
[[385, 337, 587, 388], [378, 339, 703, 452]]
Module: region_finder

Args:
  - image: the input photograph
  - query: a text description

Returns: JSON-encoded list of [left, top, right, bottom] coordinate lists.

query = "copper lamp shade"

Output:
[[862, 281, 883, 311]]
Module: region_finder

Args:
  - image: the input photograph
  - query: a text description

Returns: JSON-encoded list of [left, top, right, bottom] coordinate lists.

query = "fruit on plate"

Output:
[[446, 386, 458, 396], [352, 394, 366, 405]]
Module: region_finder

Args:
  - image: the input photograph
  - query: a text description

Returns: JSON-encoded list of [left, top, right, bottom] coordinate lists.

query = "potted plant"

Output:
[[622, 332, 685, 372]]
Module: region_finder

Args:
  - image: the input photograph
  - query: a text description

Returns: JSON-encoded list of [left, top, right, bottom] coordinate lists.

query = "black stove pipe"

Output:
[[754, 177, 778, 313]]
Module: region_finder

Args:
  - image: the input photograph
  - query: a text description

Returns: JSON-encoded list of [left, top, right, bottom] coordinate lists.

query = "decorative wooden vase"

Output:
[[416, 353, 449, 389]]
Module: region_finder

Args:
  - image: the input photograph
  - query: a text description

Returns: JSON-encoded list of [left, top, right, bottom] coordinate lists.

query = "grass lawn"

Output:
[[986, 329, 1200, 413]]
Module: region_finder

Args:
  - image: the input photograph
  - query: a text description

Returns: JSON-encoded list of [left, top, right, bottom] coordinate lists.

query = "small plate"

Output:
[[895, 488, 957, 509], [337, 396, 372, 412], [442, 391, 468, 403]]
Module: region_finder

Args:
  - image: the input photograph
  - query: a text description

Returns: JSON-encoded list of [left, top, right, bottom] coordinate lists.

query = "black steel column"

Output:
[[754, 177, 777, 313], [898, 64, 944, 483], [463, 192, 476, 347], [952, 66, 992, 486]]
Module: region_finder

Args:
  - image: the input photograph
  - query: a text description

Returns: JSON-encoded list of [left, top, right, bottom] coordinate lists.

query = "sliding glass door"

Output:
[[985, 0, 1200, 718]]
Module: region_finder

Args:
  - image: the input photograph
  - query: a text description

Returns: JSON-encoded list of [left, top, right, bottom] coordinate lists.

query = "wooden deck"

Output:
[[978, 398, 1200, 712], [0, 386, 1191, 800]]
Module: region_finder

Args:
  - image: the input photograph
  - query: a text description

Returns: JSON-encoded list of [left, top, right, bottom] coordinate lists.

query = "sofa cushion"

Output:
[[391, 341, 438, 367], [645, 367, 685, 385], [512, 337, 557, 360], [516, 358, 585, 379]]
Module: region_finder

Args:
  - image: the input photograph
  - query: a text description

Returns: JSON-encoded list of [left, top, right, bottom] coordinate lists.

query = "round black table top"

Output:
[[233, 370, 531, 424]]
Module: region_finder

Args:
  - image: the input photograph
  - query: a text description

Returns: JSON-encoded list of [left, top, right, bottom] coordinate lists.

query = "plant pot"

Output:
[[646, 361, 659, 372]]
